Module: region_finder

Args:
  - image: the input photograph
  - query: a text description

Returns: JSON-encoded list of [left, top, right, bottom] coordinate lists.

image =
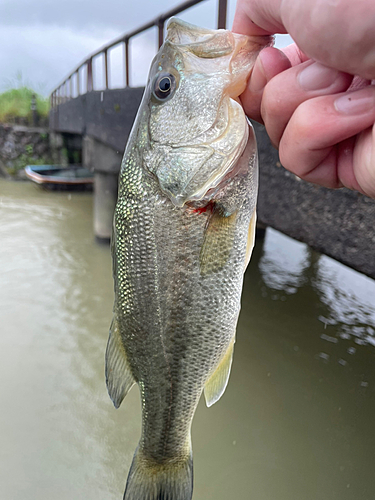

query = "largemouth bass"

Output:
[[106, 18, 270, 500]]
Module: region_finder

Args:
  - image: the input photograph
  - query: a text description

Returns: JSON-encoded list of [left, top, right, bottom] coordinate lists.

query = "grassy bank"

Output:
[[0, 87, 49, 126]]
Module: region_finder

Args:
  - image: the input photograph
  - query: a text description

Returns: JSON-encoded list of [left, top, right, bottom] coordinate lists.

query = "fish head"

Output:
[[144, 18, 271, 207]]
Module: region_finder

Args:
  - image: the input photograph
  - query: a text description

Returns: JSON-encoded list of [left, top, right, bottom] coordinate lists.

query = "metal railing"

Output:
[[50, 0, 227, 108]]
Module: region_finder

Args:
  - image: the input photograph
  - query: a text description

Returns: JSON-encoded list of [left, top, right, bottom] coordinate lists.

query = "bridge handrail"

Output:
[[50, 0, 227, 108]]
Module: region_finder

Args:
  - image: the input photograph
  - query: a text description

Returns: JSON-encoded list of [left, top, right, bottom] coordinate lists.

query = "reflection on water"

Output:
[[259, 230, 310, 294], [1, 179, 374, 500], [260, 229, 375, 352]]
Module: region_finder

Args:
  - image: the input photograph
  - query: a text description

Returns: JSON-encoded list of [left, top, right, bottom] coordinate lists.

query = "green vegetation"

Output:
[[0, 73, 49, 125], [0, 75, 52, 177], [0, 86, 49, 125]]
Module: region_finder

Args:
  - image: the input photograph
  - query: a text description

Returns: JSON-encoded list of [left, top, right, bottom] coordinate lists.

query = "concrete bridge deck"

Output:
[[49, 86, 375, 280]]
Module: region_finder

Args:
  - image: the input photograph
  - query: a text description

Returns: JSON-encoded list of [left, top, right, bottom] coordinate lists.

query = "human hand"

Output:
[[233, 0, 375, 198]]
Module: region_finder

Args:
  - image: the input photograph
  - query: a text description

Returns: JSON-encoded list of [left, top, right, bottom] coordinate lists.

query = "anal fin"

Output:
[[105, 315, 135, 409], [204, 340, 234, 407]]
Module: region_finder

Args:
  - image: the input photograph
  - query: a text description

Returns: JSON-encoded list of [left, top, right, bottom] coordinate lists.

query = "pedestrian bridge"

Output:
[[49, 0, 375, 280]]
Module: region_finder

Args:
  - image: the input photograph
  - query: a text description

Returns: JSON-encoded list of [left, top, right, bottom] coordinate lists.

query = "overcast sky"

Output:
[[0, 0, 292, 96]]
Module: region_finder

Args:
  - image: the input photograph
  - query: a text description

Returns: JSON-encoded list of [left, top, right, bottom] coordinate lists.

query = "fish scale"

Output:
[[105, 18, 270, 500]]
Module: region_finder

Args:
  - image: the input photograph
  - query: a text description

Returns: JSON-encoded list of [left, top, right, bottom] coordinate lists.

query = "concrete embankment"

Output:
[[0, 123, 74, 177], [0, 124, 51, 177]]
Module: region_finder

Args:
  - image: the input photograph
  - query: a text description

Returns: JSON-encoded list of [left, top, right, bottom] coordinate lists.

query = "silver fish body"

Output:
[[106, 19, 269, 500]]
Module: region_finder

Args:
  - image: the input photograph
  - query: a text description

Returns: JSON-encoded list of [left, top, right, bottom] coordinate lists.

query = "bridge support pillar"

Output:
[[83, 136, 123, 242], [93, 172, 118, 242]]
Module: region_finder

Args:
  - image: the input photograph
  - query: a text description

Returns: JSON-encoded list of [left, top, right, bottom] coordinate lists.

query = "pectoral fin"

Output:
[[105, 315, 135, 408], [200, 210, 237, 276], [244, 210, 257, 270], [204, 341, 234, 407]]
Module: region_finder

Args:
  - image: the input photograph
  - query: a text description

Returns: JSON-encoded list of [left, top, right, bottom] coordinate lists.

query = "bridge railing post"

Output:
[[217, 0, 227, 29], [158, 18, 165, 49], [104, 49, 109, 89], [87, 58, 93, 92], [124, 39, 130, 87]]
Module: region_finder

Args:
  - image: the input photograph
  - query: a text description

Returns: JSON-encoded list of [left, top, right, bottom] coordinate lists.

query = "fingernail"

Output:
[[334, 87, 375, 114], [248, 54, 267, 93], [298, 62, 339, 91]]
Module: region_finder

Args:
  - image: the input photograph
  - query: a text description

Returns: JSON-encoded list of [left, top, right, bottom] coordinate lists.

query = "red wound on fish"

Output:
[[186, 201, 215, 215]]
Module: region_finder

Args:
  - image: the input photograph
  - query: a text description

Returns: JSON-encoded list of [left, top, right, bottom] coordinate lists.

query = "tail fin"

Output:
[[124, 447, 193, 500]]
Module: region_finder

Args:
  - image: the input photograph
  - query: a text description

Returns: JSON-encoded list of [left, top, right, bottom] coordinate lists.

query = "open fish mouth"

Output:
[[166, 18, 268, 100]]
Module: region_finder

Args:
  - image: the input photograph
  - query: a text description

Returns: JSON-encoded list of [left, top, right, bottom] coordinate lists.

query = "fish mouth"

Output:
[[166, 18, 271, 100], [166, 18, 228, 47]]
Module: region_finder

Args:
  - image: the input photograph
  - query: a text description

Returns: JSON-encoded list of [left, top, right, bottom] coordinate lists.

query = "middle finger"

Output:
[[261, 60, 353, 146]]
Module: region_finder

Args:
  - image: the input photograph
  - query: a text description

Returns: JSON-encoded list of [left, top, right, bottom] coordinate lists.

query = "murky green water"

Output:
[[1, 179, 375, 500]]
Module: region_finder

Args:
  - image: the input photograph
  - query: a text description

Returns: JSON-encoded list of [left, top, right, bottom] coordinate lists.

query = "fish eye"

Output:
[[153, 73, 176, 101]]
